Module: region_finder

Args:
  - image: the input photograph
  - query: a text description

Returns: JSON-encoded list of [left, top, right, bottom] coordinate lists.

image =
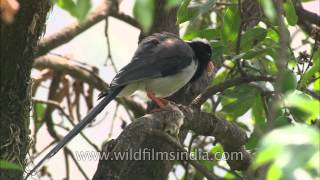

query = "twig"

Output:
[[110, 12, 141, 29], [32, 98, 100, 151], [269, 0, 290, 128], [235, 0, 246, 77], [191, 76, 275, 107], [65, 147, 89, 180], [31, 141, 57, 160], [104, 18, 118, 72], [63, 149, 70, 180], [107, 104, 119, 139]]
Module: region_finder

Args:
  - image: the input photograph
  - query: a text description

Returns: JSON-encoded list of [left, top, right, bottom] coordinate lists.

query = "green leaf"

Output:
[[221, 85, 257, 118], [34, 103, 46, 131], [211, 41, 225, 59], [224, 171, 236, 179], [289, 107, 311, 122], [267, 28, 279, 42], [56, 0, 91, 21], [211, 144, 224, 160], [255, 124, 320, 176], [280, 70, 297, 94], [246, 131, 260, 150], [212, 61, 232, 85], [165, 0, 182, 10], [260, 0, 276, 23], [252, 95, 267, 130], [283, 0, 298, 26], [75, 0, 91, 21], [242, 48, 270, 59], [0, 160, 22, 171], [183, 28, 220, 41], [267, 163, 283, 180], [274, 115, 291, 127], [221, 7, 240, 47], [285, 91, 320, 120], [255, 145, 284, 167], [134, 0, 155, 33], [313, 78, 320, 93], [177, 0, 191, 24], [56, 0, 77, 16], [201, 101, 212, 113], [240, 27, 267, 51], [35, 103, 46, 119]]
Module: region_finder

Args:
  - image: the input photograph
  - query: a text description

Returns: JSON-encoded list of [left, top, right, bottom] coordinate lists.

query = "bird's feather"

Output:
[[109, 33, 194, 89]]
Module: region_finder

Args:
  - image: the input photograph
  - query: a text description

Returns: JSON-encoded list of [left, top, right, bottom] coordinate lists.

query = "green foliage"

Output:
[[177, 0, 319, 179], [51, 0, 319, 179], [34, 103, 46, 131], [220, 85, 257, 119], [0, 160, 22, 171], [283, 0, 298, 26], [255, 124, 319, 180], [285, 91, 320, 122], [222, 7, 240, 50], [260, 0, 276, 23], [55, 0, 91, 21], [134, 0, 155, 33], [177, 0, 192, 24], [280, 70, 297, 94]]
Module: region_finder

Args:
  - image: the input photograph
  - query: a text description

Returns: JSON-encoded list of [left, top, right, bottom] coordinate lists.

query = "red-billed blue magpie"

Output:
[[25, 32, 213, 179]]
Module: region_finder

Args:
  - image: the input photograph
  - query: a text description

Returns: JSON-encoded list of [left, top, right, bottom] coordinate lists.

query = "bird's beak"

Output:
[[207, 61, 214, 76]]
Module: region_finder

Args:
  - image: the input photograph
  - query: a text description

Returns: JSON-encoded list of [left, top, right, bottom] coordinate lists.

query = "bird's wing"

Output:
[[110, 34, 195, 88]]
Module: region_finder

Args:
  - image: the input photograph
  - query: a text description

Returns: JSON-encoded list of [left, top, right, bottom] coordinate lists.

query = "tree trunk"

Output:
[[0, 1, 50, 179]]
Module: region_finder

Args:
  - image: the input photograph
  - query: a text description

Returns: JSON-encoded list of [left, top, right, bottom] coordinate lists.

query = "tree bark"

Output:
[[0, 1, 50, 179]]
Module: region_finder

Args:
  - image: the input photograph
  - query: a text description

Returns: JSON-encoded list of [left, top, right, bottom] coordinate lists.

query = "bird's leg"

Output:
[[146, 91, 168, 109]]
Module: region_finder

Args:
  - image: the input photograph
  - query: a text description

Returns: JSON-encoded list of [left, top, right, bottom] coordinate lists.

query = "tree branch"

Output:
[[148, 130, 221, 180], [33, 54, 146, 117], [93, 104, 251, 179], [191, 76, 275, 107], [36, 0, 140, 57], [36, 0, 115, 57]]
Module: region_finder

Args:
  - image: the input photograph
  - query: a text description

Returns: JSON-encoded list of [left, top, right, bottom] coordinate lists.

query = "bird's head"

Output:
[[187, 39, 214, 81]]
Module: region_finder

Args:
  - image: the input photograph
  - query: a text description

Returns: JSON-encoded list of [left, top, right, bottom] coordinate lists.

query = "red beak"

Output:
[[207, 61, 214, 76]]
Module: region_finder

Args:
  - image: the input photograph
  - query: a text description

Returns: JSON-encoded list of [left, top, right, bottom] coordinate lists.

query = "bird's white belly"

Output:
[[144, 60, 198, 97], [118, 60, 197, 98]]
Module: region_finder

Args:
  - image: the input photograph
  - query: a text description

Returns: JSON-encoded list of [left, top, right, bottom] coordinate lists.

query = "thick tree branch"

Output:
[[148, 130, 221, 180], [34, 54, 108, 90], [36, 0, 114, 57], [295, 4, 320, 26], [33, 54, 146, 117], [36, 0, 140, 57], [93, 104, 251, 179]]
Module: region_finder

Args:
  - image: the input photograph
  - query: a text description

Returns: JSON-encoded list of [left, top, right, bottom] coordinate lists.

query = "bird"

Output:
[[25, 32, 213, 179]]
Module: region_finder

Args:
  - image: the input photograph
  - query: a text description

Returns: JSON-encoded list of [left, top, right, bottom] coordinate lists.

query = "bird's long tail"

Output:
[[25, 87, 123, 180]]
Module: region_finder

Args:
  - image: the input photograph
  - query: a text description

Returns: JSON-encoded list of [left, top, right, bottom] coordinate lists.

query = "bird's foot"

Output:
[[147, 91, 169, 109]]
